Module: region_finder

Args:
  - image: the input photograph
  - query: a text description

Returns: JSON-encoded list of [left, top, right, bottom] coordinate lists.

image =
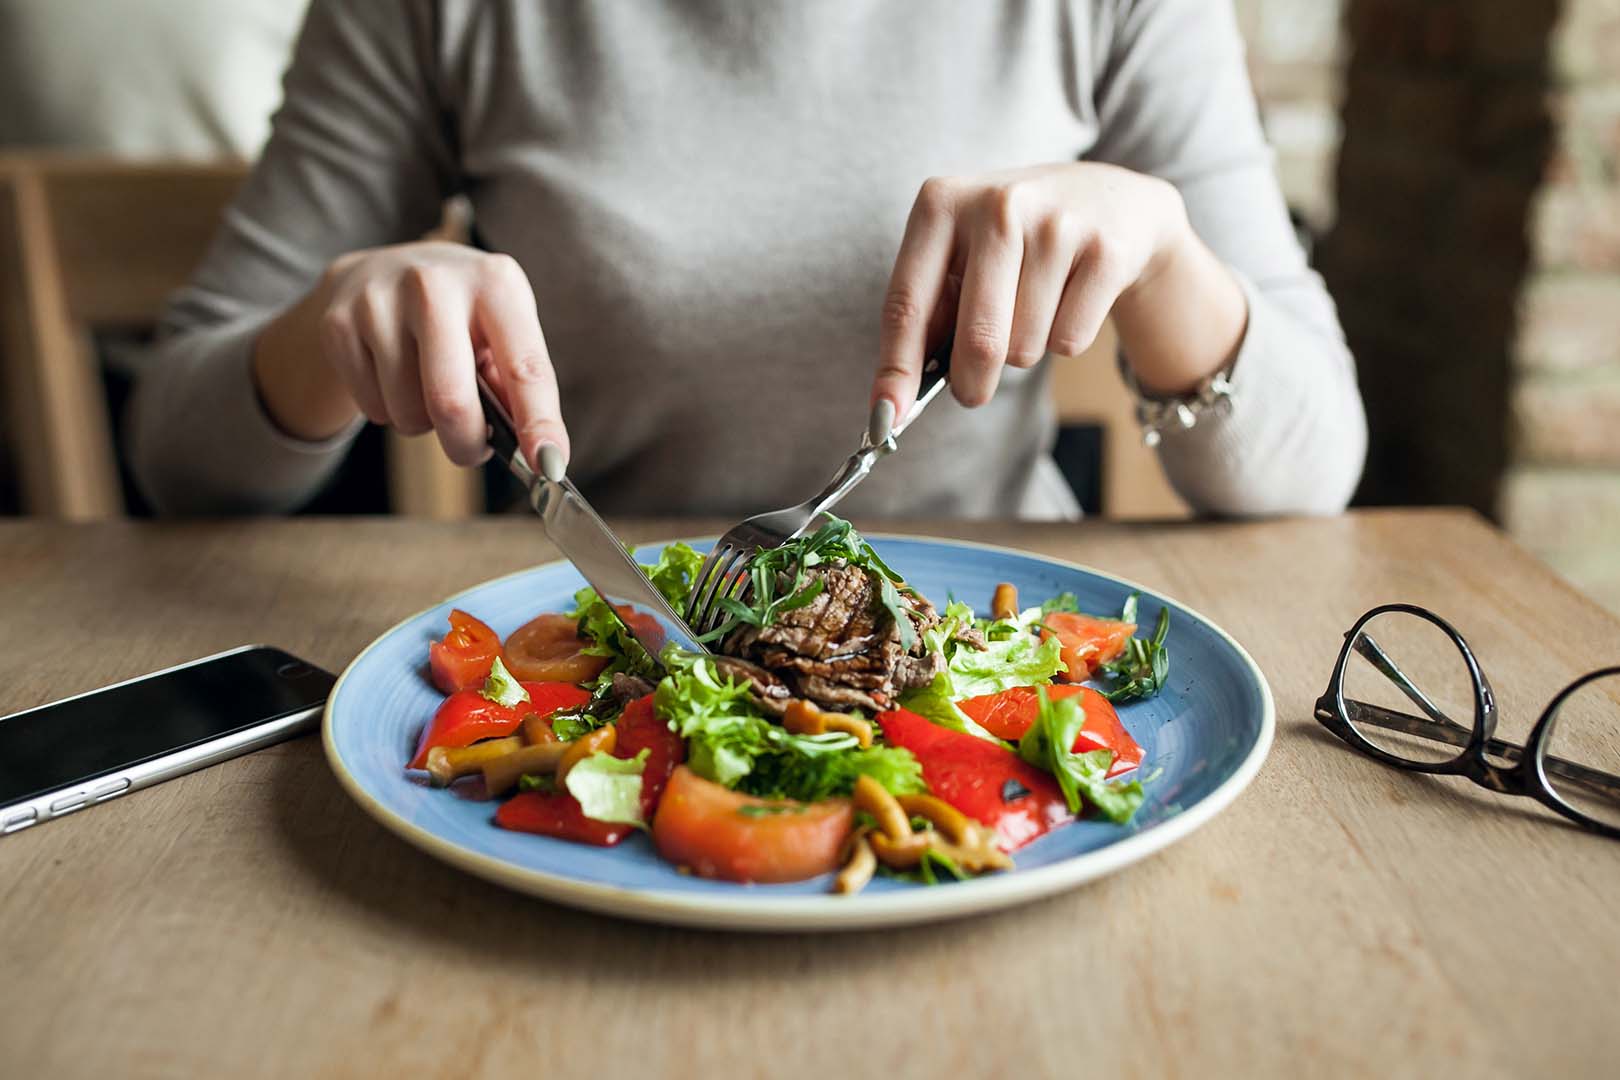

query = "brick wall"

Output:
[[1498, 0, 1620, 615], [1234, 0, 1349, 232]]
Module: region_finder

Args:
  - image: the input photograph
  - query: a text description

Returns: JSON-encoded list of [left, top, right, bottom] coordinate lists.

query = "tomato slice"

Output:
[[957, 685, 1143, 778], [877, 707, 1072, 851], [1042, 612, 1135, 681], [427, 609, 503, 694], [407, 681, 592, 770], [503, 613, 609, 683], [496, 792, 632, 846], [612, 693, 685, 820], [652, 767, 853, 883]]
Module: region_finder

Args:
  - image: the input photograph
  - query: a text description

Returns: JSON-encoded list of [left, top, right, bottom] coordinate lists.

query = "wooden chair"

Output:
[[0, 154, 480, 520]]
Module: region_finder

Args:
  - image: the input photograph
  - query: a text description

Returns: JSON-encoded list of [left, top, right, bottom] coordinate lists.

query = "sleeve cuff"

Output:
[[1131, 271, 1366, 515], [127, 315, 364, 514]]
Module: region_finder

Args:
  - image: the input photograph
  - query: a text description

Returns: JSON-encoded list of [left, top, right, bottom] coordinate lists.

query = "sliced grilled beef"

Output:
[[711, 655, 794, 717], [720, 562, 943, 713]]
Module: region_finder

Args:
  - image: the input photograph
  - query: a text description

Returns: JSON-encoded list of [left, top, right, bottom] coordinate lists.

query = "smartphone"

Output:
[[0, 645, 335, 836]]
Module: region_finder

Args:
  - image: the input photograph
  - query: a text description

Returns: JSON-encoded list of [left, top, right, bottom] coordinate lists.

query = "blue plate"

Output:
[[324, 535, 1273, 930]]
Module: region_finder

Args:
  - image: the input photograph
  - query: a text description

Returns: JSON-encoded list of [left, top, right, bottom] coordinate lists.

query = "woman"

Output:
[[130, 0, 1365, 518]]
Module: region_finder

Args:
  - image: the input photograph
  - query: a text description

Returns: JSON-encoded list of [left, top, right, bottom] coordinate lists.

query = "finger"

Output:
[[1006, 216, 1074, 368], [404, 268, 487, 467], [356, 286, 432, 435], [1048, 236, 1125, 359], [949, 207, 1023, 407], [474, 255, 568, 471], [873, 178, 959, 418], [318, 306, 388, 425]]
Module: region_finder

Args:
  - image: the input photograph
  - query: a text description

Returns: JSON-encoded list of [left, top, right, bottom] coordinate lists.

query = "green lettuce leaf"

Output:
[[653, 648, 926, 800], [569, 542, 705, 685], [479, 656, 530, 708], [1017, 686, 1143, 824], [896, 672, 1000, 742], [563, 749, 650, 827], [947, 629, 1065, 699], [898, 599, 1064, 741]]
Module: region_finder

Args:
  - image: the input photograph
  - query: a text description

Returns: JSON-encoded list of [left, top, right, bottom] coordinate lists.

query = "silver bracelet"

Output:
[[1122, 362, 1236, 448]]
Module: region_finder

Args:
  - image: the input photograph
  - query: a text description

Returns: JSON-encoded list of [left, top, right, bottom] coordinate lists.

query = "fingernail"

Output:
[[537, 441, 566, 483], [868, 398, 896, 445]]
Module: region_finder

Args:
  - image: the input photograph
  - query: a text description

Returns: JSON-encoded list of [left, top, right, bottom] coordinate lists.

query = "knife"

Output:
[[476, 377, 710, 664]]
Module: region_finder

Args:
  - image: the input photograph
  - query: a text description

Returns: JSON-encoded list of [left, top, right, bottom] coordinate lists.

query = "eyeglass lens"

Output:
[[1342, 611, 1475, 765], [1541, 672, 1620, 829]]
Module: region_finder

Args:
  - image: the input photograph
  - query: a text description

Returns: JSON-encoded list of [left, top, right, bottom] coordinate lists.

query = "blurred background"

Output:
[[0, 0, 1615, 614]]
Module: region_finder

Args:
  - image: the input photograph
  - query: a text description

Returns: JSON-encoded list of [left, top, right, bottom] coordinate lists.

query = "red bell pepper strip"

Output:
[[958, 685, 1143, 778], [611, 693, 686, 820], [427, 609, 504, 694], [407, 681, 591, 770], [495, 792, 632, 846], [877, 707, 1072, 851]]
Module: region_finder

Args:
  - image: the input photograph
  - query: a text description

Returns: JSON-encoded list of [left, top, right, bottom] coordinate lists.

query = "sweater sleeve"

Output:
[[1088, 0, 1367, 515], [126, 0, 454, 514]]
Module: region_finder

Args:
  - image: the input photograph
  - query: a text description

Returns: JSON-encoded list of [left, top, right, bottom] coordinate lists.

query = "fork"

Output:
[[684, 341, 953, 639]]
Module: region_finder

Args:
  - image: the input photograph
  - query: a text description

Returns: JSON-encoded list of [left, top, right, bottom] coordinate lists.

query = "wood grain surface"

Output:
[[2, 511, 1616, 1079]]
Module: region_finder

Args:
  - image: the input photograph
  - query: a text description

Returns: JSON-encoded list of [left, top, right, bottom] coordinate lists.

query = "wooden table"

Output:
[[2, 511, 1616, 1079]]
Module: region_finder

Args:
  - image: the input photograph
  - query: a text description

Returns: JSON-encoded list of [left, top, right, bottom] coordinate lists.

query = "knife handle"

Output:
[[892, 335, 953, 440], [476, 375, 533, 484]]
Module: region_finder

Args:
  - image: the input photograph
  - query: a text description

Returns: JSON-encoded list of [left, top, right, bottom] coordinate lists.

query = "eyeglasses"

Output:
[[1314, 603, 1620, 840]]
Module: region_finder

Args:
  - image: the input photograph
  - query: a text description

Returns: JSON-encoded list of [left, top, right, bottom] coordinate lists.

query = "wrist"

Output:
[[251, 282, 360, 442]]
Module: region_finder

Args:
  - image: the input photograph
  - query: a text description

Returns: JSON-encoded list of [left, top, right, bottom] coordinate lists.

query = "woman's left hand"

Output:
[[870, 162, 1240, 428]]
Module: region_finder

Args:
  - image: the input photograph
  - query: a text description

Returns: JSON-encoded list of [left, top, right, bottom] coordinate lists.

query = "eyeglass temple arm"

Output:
[[1343, 700, 1620, 799], [1353, 634, 1473, 736]]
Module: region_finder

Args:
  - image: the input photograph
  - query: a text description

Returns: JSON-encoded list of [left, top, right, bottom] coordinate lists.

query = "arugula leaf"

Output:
[[654, 648, 926, 800], [517, 773, 557, 794], [1017, 686, 1144, 824], [548, 681, 623, 742], [1098, 600, 1171, 703], [563, 749, 650, 827], [479, 656, 529, 708], [692, 516, 915, 651]]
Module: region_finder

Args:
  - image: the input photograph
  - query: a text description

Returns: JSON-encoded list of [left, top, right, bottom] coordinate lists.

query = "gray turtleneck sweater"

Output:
[[129, 0, 1366, 518]]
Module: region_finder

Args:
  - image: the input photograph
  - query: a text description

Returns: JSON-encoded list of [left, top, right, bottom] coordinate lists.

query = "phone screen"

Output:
[[0, 647, 335, 807]]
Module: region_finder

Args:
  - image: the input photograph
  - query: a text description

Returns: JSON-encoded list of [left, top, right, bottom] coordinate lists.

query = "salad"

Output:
[[406, 518, 1169, 894]]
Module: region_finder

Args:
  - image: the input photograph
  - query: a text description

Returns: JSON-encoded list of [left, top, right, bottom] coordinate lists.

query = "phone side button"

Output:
[[3, 808, 38, 834], [49, 792, 89, 815], [92, 778, 131, 802]]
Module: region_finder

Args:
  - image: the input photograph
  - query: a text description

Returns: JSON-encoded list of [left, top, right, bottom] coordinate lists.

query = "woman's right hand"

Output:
[[252, 241, 569, 474]]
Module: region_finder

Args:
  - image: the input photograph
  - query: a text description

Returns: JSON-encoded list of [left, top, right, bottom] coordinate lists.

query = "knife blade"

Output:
[[475, 378, 709, 664]]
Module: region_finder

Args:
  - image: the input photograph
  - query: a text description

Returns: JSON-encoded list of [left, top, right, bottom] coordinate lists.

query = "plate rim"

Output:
[[322, 532, 1275, 931]]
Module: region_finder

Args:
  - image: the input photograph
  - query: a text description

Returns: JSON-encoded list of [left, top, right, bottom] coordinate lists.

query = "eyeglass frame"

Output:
[[1313, 602, 1620, 841]]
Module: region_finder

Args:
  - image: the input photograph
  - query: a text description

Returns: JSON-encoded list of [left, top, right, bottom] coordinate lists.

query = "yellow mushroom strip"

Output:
[[481, 742, 570, 796], [424, 737, 523, 788], [834, 828, 877, 895], [895, 794, 973, 845], [783, 700, 873, 748], [554, 724, 617, 785], [867, 829, 933, 870], [852, 774, 912, 842], [898, 794, 1013, 873], [991, 582, 1019, 621], [935, 837, 1013, 875]]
